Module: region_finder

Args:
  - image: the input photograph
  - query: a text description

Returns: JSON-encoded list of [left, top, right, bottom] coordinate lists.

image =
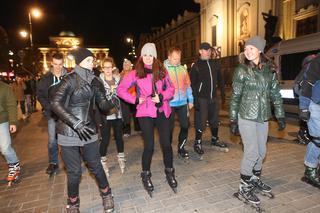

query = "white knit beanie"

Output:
[[141, 43, 157, 58]]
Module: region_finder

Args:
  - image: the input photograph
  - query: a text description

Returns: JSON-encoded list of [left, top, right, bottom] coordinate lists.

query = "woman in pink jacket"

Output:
[[117, 43, 176, 197]]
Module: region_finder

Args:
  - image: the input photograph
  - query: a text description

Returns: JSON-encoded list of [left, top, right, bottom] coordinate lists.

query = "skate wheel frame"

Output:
[[233, 192, 265, 213]]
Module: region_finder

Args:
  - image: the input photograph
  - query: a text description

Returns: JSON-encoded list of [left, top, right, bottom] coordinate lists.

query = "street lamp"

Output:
[[28, 8, 42, 48], [19, 30, 28, 38]]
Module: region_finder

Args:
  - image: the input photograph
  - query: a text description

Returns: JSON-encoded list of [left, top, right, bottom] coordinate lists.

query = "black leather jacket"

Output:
[[51, 66, 113, 138]]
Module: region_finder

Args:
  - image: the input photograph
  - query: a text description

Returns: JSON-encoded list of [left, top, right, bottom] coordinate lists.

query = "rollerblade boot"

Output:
[[7, 162, 21, 186], [211, 136, 229, 152], [194, 140, 204, 155], [101, 156, 110, 177], [297, 129, 311, 145], [117, 153, 126, 174], [66, 196, 80, 213], [100, 187, 114, 213], [46, 163, 59, 176], [141, 171, 154, 197], [165, 168, 178, 193], [178, 139, 189, 159], [251, 170, 272, 193], [301, 166, 320, 188], [238, 178, 260, 204]]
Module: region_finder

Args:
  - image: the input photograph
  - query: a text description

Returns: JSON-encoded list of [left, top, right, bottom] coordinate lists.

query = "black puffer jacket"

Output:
[[51, 66, 113, 138]]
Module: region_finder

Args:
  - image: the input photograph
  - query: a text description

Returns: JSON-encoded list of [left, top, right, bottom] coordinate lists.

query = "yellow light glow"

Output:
[[31, 8, 42, 18], [20, 30, 28, 38]]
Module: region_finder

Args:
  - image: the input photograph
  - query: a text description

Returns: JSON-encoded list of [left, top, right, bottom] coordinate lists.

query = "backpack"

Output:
[[293, 54, 316, 97]]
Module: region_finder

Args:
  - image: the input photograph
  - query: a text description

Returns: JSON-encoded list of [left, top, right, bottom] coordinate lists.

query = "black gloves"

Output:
[[74, 121, 94, 141], [299, 109, 310, 122], [230, 120, 240, 135], [155, 93, 163, 108], [277, 118, 286, 131]]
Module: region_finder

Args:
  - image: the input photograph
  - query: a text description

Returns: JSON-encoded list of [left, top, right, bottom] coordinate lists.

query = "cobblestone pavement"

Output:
[[0, 109, 320, 213]]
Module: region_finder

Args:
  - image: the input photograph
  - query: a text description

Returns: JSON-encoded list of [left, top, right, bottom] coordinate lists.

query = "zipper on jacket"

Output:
[[174, 67, 181, 101], [198, 82, 203, 93], [207, 60, 213, 99]]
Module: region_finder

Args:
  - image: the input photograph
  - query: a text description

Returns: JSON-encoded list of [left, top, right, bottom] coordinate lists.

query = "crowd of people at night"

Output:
[[0, 35, 319, 213]]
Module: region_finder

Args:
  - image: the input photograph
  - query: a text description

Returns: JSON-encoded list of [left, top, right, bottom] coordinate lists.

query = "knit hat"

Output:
[[245, 36, 266, 52], [199, 42, 211, 50], [141, 43, 157, 58], [72, 47, 94, 65]]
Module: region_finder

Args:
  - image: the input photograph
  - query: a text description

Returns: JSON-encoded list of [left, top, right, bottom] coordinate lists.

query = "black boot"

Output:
[[66, 197, 80, 213], [238, 175, 260, 204], [141, 171, 154, 197], [165, 168, 178, 193], [251, 170, 272, 193], [178, 139, 189, 159]]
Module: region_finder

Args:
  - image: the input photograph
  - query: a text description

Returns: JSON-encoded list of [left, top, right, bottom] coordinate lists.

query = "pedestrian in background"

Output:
[[164, 46, 193, 160], [37, 53, 68, 176], [189, 42, 227, 157], [99, 57, 126, 177], [117, 43, 177, 196], [11, 76, 27, 120], [229, 36, 285, 205]]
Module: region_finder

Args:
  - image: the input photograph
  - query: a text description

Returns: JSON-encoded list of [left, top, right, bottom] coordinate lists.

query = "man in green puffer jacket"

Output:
[[0, 80, 21, 185]]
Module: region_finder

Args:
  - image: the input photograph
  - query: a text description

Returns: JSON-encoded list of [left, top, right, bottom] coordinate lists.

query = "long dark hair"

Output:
[[244, 53, 277, 72], [135, 57, 166, 82]]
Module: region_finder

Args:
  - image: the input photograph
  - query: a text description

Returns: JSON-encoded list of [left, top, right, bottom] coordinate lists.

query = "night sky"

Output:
[[1, 0, 199, 67]]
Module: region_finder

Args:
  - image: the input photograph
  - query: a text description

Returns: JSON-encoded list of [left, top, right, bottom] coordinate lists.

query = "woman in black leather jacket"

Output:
[[51, 48, 115, 213]]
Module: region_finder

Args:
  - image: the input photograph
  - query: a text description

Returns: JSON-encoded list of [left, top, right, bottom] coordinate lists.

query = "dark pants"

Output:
[[169, 104, 189, 145], [138, 111, 173, 171], [61, 141, 109, 197], [121, 100, 140, 134], [17, 101, 26, 114], [99, 118, 124, 156], [194, 97, 220, 140]]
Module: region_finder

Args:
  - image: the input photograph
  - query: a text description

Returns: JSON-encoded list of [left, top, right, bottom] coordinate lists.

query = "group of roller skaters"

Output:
[[1, 35, 319, 213]]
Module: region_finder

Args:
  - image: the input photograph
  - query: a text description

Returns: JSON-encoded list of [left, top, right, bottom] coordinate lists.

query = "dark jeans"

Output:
[[17, 101, 26, 114], [194, 97, 220, 140], [138, 111, 173, 171], [99, 118, 124, 156], [61, 141, 109, 197], [169, 104, 189, 145]]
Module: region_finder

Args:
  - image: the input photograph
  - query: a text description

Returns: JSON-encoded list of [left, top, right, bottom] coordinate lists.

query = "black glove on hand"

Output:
[[277, 118, 286, 131], [299, 109, 310, 122], [74, 121, 94, 141], [230, 120, 240, 135]]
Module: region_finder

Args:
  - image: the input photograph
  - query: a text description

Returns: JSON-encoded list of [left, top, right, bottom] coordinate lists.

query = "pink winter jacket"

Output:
[[117, 69, 174, 118]]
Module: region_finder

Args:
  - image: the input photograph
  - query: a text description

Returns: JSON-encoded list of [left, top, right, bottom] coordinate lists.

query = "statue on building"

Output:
[[240, 9, 249, 37], [262, 10, 282, 51]]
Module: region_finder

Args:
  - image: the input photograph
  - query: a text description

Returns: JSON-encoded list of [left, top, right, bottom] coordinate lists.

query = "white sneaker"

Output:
[[117, 153, 126, 174], [100, 156, 109, 177]]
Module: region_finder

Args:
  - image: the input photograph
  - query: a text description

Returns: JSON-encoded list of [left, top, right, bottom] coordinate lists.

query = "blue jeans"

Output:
[[0, 122, 19, 164], [304, 101, 320, 168], [48, 118, 59, 164]]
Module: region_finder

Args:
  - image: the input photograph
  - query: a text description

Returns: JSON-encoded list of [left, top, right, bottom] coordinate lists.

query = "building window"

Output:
[[212, 26, 217, 47], [296, 15, 318, 37]]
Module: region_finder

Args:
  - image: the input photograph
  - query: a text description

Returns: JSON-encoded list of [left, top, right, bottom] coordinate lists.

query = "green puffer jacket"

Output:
[[229, 60, 284, 123]]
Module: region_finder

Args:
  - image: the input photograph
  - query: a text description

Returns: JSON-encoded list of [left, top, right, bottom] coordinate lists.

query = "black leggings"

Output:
[[138, 111, 173, 171], [99, 119, 124, 156], [61, 141, 109, 197], [169, 104, 189, 144]]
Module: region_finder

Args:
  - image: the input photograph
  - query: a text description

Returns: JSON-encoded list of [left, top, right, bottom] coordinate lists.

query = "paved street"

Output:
[[0, 109, 320, 213]]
